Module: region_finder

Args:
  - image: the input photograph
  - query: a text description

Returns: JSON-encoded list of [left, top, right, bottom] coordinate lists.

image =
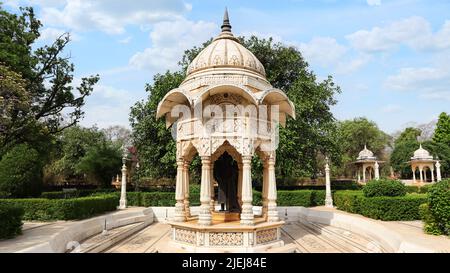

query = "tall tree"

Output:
[[130, 72, 184, 179], [433, 112, 450, 147], [130, 36, 341, 181], [394, 127, 422, 145], [0, 5, 99, 153]]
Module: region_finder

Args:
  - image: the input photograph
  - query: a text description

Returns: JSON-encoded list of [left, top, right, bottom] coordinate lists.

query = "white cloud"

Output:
[[32, 0, 190, 35], [118, 36, 133, 44], [129, 18, 216, 71], [385, 64, 450, 101], [296, 36, 371, 74], [80, 83, 137, 129], [298, 37, 348, 67], [346, 16, 450, 53], [367, 0, 381, 6], [381, 104, 402, 113]]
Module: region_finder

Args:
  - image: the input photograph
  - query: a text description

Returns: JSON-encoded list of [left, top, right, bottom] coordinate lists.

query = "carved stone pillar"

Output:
[[262, 159, 269, 218], [238, 163, 243, 208], [199, 156, 212, 226], [436, 161, 442, 182], [240, 156, 254, 225], [183, 160, 191, 218], [174, 160, 186, 222], [431, 166, 435, 183], [374, 161, 380, 181], [119, 161, 127, 209], [267, 155, 279, 222], [362, 165, 366, 182], [412, 167, 416, 183], [325, 158, 333, 208], [210, 171, 215, 213], [419, 166, 423, 182]]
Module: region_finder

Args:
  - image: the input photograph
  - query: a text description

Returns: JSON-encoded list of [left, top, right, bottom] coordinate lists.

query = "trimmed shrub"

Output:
[[276, 190, 326, 207], [125, 192, 200, 207], [256, 181, 361, 192], [335, 191, 426, 221], [0, 195, 118, 221], [0, 144, 43, 198], [41, 189, 117, 199], [359, 194, 427, 221], [334, 191, 364, 213], [423, 179, 450, 235], [419, 203, 443, 235], [0, 205, 24, 239], [363, 179, 407, 197], [406, 185, 430, 194]]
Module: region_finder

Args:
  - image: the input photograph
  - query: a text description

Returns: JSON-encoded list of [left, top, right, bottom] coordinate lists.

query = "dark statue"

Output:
[[213, 152, 241, 213]]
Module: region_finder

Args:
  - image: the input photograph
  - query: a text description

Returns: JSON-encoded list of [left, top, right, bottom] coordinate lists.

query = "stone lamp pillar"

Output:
[[436, 161, 442, 182], [119, 154, 128, 210], [267, 155, 279, 222], [374, 161, 380, 181], [325, 157, 333, 208]]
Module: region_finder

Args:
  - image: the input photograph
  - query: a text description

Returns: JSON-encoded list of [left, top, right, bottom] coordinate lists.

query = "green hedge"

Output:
[[363, 179, 406, 197], [405, 185, 430, 194], [335, 191, 427, 221], [0, 204, 24, 239], [123, 190, 326, 208], [125, 192, 200, 207], [41, 189, 117, 199], [421, 180, 450, 236], [277, 190, 326, 207], [0, 195, 119, 221]]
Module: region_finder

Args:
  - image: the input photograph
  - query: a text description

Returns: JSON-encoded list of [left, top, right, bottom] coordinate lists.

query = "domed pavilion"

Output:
[[409, 144, 441, 183], [354, 145, 383, 183], [156, 9, 295, 252]]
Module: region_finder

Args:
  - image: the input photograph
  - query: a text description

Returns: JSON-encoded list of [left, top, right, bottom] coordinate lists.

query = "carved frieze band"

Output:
[[174, 228, 196, 245], [209, 232, 244, 246], [256, 228, 278, 244]]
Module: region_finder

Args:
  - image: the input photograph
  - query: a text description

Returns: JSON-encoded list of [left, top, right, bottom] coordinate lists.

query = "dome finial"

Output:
[[221, 7, 232, 33]]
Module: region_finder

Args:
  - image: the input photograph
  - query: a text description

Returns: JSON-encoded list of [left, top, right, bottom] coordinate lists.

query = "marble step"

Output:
[[75, 222, 148, 253]]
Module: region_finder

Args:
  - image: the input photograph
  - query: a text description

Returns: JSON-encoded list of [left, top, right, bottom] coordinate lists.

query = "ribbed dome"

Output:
[[357, 145, 376, 160], [412, 144, 433, 160], [186, 10, 266, 78]]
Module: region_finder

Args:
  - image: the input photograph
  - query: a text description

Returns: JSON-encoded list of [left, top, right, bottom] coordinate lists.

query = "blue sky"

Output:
[[3, 0, 450, 134]]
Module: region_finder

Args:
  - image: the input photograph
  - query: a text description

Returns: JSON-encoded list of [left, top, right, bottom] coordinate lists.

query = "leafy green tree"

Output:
[[46, 126, 122, 186], [0, 144, 43, 197], [130, 36, 341, 181], [76, 142, 122, 188], [395, 127, 422, 145], [0, 5, 99, 154], [433, 112, 450, 147], [0, 64, 30, 146], [48, 126, 105, 179], [130, 72, 184, 179], [390, 140, 418, 178]]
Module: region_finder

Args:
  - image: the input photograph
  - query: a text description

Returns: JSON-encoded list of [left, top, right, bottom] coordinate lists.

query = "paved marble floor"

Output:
[[95, 221, 391, 253]]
